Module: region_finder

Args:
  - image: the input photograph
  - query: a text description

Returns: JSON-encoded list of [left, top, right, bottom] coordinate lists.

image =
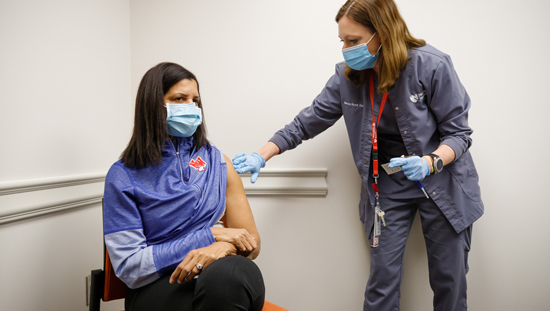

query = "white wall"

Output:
[[0, 0, 130, 310], [1, 0, 549, 310], [0, 0, 133, 183]]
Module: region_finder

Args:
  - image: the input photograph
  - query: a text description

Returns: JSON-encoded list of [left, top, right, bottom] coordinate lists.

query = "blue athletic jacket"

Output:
[[103, 137, 227, 289], [269, 44, 483, 234]]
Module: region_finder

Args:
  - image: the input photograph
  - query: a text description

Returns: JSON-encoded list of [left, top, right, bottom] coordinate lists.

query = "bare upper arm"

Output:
[[223, 154, 260, 242]]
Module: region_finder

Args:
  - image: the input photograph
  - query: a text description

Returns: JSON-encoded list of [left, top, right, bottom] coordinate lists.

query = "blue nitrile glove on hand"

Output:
[[389, 156, 431, 181], [232, 152, 266, 183]]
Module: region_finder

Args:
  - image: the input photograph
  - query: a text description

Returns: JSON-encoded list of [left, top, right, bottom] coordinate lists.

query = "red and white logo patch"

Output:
[[189, 156, 207, 172]]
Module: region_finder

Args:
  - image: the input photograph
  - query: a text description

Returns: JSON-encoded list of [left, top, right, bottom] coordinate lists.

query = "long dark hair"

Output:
[[120, 62, 209, 168]]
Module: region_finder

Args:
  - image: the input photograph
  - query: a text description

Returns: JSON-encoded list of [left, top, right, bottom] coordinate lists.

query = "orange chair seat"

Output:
[[262, 301, 288, 311]]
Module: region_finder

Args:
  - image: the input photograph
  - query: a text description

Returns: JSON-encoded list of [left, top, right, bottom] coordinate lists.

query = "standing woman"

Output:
[[232, 0, 483, 310]]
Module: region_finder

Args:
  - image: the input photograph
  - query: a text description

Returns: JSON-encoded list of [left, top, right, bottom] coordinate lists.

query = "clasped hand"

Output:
[[169, 241, 237, 284], [210, 227, 257, 254], [169, 227, 257, 284]]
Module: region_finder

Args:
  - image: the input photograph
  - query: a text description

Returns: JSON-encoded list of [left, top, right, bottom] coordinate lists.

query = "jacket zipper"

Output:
[[168, 139, 184, 184], [193, 184, 201, 195]]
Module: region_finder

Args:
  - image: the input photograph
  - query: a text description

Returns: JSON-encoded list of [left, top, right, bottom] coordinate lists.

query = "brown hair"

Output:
[[336, 0, 425, 93]]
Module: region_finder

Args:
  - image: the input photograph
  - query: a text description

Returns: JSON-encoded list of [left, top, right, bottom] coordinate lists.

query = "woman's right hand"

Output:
[[169, 242, 237, 284], [232, 152, 266, 183], [210, 227, 257, 253]]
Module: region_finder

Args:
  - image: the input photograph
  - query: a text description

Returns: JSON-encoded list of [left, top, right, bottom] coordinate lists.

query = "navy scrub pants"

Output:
[[364, 197, 472, 311]]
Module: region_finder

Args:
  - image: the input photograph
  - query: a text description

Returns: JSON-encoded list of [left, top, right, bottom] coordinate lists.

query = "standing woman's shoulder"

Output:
[[405, 43, 470, 125], [406, 44, 462, 87]]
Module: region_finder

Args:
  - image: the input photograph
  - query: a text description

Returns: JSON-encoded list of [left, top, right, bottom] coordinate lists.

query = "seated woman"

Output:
[[103, 62, 265, 311]]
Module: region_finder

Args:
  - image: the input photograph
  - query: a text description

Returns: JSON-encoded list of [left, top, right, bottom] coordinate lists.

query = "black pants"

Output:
[[125, 256, 265, 311]]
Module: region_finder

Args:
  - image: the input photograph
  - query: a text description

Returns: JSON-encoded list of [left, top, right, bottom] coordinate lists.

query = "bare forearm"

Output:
[[257, 141, 280, 162], [421, 144, 455, 173], [432, 144, 455, 166]]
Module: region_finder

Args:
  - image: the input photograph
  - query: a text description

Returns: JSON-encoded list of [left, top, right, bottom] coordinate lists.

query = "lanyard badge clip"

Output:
[[369, 72, 388, 248], [371, 182, 386, 248], [372, 149, 379, 184]]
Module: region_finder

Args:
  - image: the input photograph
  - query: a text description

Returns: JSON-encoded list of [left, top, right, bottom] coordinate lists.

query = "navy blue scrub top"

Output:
[[269, 44, 484, 234], [370, 77, 425, 199]]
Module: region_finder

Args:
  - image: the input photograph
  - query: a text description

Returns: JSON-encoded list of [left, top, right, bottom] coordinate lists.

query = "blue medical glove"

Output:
[[231, 152, 266, 183], [388, 156, 431, 181]]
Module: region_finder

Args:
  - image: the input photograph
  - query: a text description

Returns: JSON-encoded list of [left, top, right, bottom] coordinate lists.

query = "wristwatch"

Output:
[[427, 153, 443, 174]]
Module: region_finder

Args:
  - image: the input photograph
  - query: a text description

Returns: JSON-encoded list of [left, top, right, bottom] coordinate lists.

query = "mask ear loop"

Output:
[[342, 32, 378, 53], [366, 32, 377, 45], [366, 32, 382, 56], [165, 103, 172, 119]]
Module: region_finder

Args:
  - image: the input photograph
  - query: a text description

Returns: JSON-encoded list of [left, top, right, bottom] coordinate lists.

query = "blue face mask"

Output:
[[166, 103, 202, 137], [342, 32, 381, 71]]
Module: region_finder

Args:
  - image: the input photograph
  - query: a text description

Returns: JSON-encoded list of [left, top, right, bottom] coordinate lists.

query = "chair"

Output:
[[89, 207, 287, 311]]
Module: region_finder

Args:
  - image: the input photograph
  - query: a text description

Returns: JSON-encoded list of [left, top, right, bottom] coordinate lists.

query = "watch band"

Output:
[[427, 153, 443, 174], [422, 155, 434, 173]]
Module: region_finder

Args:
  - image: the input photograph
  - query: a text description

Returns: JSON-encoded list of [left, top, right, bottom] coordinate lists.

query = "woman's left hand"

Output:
[[210, 227, 257, 253], [389, 156, 431, 181], [169, 242, 237, 284]]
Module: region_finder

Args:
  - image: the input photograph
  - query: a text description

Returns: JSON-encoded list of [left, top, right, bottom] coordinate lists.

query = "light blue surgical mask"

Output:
[[166, 103, 202, 137], [342, 32, 381, 71]]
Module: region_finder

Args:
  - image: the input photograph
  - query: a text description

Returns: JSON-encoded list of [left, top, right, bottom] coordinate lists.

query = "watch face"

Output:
[[435, 159, 443, 171]]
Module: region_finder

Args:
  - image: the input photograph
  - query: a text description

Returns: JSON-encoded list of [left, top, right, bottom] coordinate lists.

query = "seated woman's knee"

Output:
[[199, 256, 263, 286]]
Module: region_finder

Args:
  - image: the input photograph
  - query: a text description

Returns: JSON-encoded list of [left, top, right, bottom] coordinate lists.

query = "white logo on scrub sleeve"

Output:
[[410, 90, 427, 103]]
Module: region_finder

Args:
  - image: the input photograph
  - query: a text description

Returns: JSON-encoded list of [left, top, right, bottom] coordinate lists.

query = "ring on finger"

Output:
[[196, 263, 203, 270]]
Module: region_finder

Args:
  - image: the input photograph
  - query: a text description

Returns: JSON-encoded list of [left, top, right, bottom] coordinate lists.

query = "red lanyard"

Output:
[[370, 72, 388, 187]]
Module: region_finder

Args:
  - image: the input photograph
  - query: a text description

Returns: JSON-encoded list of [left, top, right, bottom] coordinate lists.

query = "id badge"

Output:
[[373, 203, 381, 248], [381, 162, 402, 175]]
